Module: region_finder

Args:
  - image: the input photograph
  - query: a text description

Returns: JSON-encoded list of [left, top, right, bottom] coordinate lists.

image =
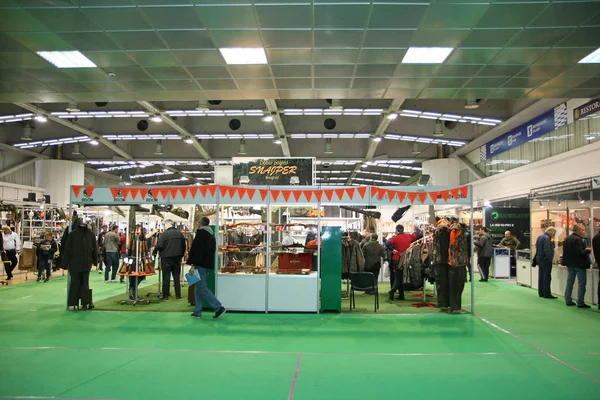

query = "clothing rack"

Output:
[[406, 235, 437, 308], [119, 233, 153, 306]]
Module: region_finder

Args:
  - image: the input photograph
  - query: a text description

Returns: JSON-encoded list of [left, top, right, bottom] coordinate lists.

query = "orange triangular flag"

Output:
[[387, 190, 396, 201], [259, 189, 269, 201], [110, 187, 120, 200], [314, 190, 323, 202], [459, 186, 469, 199], [121, 188, 131, 199], [281, 190, 292, 202], [440, 190, 450, 202], [72, 185, 82, 198], [151, 188, 160, 200], [357, 186, 367, 199], [247, 188, 256, 200], [228, 187, 237, 198], [238, 187, 247, 199], [450, 188, 460, 199], [429, 191, 439, 204], [189, 187, 199, 198], [397, 191, 406, 202], [324, 189, 334, 201], [130, 188, 140, 199], [158, 188, 169, 200], [407, 192, 417, 204], [220, 186, 228, 198], [199, 186, 208, 198], [139, 188, 149, 200], [417, 192, 427, 204], [179, 187, 189, 199], [293, 190, 303, 202], [84, 186, 95, 197], [303, 190, 313, 202], [169, 188, 179, 199], [335, 189, 345, 200], [272, 190, 281, 202], [207, 185, 217, 197], [371, 187, 379, 199]]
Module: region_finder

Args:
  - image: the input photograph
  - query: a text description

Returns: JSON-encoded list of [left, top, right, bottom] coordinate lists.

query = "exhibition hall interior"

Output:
[[1, 1, 600, 399]]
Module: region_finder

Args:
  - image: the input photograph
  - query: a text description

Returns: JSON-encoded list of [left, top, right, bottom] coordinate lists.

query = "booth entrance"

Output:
[[66, 183, 476, 314]]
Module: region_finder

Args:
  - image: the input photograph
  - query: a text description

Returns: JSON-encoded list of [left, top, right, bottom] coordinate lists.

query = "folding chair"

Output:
[[349, 272, 379, 312]]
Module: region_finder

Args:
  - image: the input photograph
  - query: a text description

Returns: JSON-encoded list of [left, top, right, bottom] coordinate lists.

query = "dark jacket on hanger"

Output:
[[448, 222, 469, 268], [562, 233, 591, 269], [593, 232, 600, 268], [187, 226, 216, 270], [154, 227, 186, 258], [248, 233, 262, 246], [342, 239, 365, 274], [432, 221, 450, 265], [63, 224, 98, 272]]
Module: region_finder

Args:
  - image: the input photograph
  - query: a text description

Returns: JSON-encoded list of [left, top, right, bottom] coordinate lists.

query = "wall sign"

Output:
[[480, 103, 567, 161], [484, 207, 530, 248], [574, 98, 600, 121], [232, 157, 315, 186]]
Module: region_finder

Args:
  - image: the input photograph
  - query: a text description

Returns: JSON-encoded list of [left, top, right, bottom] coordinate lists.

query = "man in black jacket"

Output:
[[154, 220, 186, 300], [187, 217, 226, 319], [563, 224, 591, 308], [593, 231, 600, 310]]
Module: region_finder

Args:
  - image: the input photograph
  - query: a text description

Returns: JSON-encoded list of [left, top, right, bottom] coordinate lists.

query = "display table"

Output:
[[530, 265, 598, 305], [516, 250, 532, 287], [492, 248, 511, 279], [268, 272, 318, 312]]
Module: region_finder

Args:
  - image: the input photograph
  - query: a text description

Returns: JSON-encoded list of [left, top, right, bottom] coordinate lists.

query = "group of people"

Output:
[[2, 226, 60, 282], [474, 229, 521, 282]]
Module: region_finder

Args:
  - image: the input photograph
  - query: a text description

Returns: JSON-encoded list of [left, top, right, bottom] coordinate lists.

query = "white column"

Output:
[[35, 160, 84, 207], [422, 158, 460, 186]]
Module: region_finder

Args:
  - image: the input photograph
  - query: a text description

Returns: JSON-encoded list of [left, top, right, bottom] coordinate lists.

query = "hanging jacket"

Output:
[[432, 221, 450, 265], [342, 239, 365, 274], [63, 224, 98, 272], [448, 223, 469, 268]]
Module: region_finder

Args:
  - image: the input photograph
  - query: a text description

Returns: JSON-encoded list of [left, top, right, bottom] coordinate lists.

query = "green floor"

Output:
[[1, 271, 599, 400]]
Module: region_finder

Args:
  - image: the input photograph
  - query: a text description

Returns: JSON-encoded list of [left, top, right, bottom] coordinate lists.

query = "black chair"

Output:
[[349, 272, 379, 312]]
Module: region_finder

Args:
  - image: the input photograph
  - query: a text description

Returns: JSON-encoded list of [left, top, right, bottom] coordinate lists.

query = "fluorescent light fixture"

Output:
[[89, 138, 99, 145], [184, 138, 194, 144], [262, 115, 274, 122], [273, 138, 282, 145], [219, 48, 267, 65], [387, 113, 398, 120], [402, 47, 453, 64], [372, 137, 382, 142], [579, 48, 600, 64], [150, 114, 162, 123], [34, 114, 47, 123], [36, 51, 97, 68]]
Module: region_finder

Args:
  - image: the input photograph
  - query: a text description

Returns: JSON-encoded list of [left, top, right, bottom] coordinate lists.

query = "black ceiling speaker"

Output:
[[95, 102, 108, 107], [137, 120, 149, 131], [229, 119, 241, 131], [208, 100, 222, 105], [324, 118, 336, 130], [444, 120, 457, 130]]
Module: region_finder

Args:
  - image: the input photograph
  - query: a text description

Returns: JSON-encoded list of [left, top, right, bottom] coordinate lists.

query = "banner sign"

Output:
[[573, 98, 600, 121], [70, 184, 472, 207], [484, 208, 530, 248], [480, 102, 567, 161], [232, 157, 314, 186]]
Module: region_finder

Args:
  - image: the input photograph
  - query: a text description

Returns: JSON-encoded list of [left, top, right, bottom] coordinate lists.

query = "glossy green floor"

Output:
[[0, 271, 599, 400]]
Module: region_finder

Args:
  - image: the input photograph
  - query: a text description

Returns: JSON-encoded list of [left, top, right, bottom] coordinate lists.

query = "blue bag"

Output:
[[185, 267, 200, 286]]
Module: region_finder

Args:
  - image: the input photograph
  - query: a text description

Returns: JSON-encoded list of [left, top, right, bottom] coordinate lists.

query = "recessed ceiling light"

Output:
[[219, 48, 267, 65], [402, 47, 453, 64], [36, 51, 97, 68], [578, 48, 600, 64]]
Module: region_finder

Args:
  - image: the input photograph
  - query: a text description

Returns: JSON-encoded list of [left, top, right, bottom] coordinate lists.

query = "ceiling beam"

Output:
[[0, 157, 43, 179], [402, 173, 422, 186], [13, 103, 133, 160], [457, 156, 486, 180], [265, 99, 291, 157], [0, 142, 51, 159], [162, 166, 196, 183], [137, 101, 210, 160], [346, 99, 403, 184]]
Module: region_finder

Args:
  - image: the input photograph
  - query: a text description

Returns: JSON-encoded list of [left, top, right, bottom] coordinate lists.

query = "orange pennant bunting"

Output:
[[110, 187, 120, 200], [227, 187, 237, 198], [199, 186, 208, 198], [188, 187, 199, 198], [271, 190, 281, 202], [356, 186, 367, 199], [450, 188, 460, 200], [207, 185, 217, 197], [397, 191, 406, 202], [324, 189, 334, 201], [303, 190, 313, 202], [335, 188, 345, 200], [345, 188, 355, 200], [371, 187, 379, 199], [238, 187, 247, 199], [158, 188, 169, 200], [314, 190, 323, 202], [219, 186, 228, 198], [459, 186, 469, 199], [387, 190, 396, 201], [121, 188, 131, 199], [151, 188, 160, 200], [139, 188, 149, 200], [84, 186, 95, 197], [429, 191, 439, 204], [440, 190, 450, 202], [72, 185, 82, 198], [281, 190, 292, 202], [293, 190, 303, 202], [407, 192, 417, 204], [130, 188, 140, 199], [247, 188, 256, 200], [169, 188, 179, 199], [259, 189, 269, 201], [417, 192, 427, 204], [179, 187, 189, 199]]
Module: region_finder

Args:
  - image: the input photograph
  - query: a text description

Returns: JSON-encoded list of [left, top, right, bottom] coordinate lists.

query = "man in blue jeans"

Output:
[[186, 217, 226, 319], [562, 224, 592, 308], [103, 225, 121, 282]]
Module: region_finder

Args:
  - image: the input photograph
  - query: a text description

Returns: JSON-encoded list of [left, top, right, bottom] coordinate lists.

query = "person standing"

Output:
[[536, 227, 557, 299], [475, 227, 493, 282], [592, 231, 600, 310], [119, 230, 127, 283], [97, 225, 107, 273], [387, 224, 418, 300], [36, 231, 57, 282], [187, 217, 226, 319], [103, 225, 121, 283], [2, 226, 20, 280], [153, 220, 186, 300], [499, 230, 520, 251], [362, 233, 386, 293], [563, 224, 592, 308]]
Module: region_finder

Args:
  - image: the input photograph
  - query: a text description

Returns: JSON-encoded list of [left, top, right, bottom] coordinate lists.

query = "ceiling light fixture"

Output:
[[196, 100, 210, 111], [184, 137, 194, 144], [273, 138, 282, 145], [539, 201, 544, 209], [329, 99, 343, 109], [36, 51, 97, 68], [578, 48, 600, 64], [387, 113, 398, 120], [21, 126, 33, 141], [89, 138, 99, 145], [219, 48, 267, 65], [464, 99, 480, 110], [402, 47, 453, 64], [262, 114, 274, 123], [372, 136, 382, 143], [155, 140, 164, 155], [72, 142, 81, 155], [324, 138, 333, 154], [433, 120, 443, 137], [34, 114, 47, 123], [578, 193, 585, 204], [66, 102, 80, 112], [412, 142, 420, 155], [238, 139, 247, 155], [150, 114, 162, 123]]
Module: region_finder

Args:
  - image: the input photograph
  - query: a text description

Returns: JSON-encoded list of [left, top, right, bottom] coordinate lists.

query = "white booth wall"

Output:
[[35, 160, 84, 207]]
